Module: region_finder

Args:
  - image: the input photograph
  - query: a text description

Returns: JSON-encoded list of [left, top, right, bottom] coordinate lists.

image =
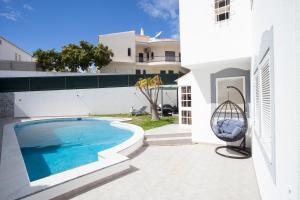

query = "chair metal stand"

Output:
[[215, 136, 252, 159]]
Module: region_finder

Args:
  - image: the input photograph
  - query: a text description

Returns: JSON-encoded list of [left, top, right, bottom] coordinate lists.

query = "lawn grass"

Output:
[[92, 113, 178, 130]]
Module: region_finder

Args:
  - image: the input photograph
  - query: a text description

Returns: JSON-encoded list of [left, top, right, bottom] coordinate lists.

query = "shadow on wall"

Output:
[[11, 87, 178, 118], [210, 67, 251, 117]]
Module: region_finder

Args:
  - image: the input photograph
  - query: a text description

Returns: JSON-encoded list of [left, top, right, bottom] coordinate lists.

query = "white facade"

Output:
[[179, 0, 299, 200], [179, 0, 251, 67], [178, 0, 251, 140], [98, 31, 182, 74], [251, 1, 299, 200], [0, 36, 34, 62], [98, 31, 136, 63]]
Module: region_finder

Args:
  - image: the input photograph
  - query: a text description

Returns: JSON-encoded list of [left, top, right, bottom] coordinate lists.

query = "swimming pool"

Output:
[[14, 118, 134, 181]]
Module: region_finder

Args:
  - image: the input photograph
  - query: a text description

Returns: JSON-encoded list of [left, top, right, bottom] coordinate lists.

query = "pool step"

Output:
[[144, 132, 192, 146]]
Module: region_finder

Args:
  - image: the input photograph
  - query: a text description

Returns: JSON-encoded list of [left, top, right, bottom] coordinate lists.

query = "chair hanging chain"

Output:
[[227, 87, 230, 100]]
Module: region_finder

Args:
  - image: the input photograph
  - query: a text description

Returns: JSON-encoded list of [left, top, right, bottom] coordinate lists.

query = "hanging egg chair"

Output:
[[210, 86, 251, 159]]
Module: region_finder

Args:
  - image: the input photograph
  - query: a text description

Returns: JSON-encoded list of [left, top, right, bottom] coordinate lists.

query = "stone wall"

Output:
[[0, 93, 14, 118], [0, 61, 36, 71]]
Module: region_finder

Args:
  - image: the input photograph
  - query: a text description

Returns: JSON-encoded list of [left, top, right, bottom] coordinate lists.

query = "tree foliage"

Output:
[[79, 41, 96, 71], [61, 44, 82, 72], [33, 49, 63, 71], [136, 75, 163, 121], [33, 41, 113, 72], [94, 44, 114, 69]]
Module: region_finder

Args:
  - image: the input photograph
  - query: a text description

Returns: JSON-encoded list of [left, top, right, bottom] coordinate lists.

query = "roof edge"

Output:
[[0, 36, 33, 57]]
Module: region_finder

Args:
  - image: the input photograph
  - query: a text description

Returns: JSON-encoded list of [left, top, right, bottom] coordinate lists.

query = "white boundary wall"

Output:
[[13, 87, 177, 118]]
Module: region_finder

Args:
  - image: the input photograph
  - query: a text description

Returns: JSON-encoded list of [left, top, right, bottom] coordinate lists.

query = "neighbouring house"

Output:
[[98, 29, 187, 75], [0, 36, 36, 71], [179, 0, 299, 200], [0, 36, 34, 62]]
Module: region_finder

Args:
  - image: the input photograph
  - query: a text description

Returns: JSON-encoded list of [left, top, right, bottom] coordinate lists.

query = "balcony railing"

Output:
[[136, 56, 181, 63]]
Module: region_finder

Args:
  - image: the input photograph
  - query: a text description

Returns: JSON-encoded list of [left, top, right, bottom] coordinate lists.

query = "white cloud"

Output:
[[23, 4, 34, 11], [0, 2, 34, 21], [138, 0, 179, 38], [0, 10, 22, 21]]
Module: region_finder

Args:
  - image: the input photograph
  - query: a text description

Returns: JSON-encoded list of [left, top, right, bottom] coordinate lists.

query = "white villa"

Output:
[[0, 0, 299, 200], [178, 0, 299, 200], [98, 29, 185, 75], [0, 36, 34, 62], [0, 36, 36, 71]]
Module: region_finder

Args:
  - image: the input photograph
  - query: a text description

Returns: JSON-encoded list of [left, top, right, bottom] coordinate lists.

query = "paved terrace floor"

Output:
[[69, 143, 261, 200], [144, 124, 191, 135]]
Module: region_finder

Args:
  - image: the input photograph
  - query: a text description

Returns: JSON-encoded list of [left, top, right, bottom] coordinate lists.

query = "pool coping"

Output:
[[0, 117, 144, 200]]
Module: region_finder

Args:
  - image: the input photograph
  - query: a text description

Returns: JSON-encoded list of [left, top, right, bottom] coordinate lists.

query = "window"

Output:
[[128, 48, 131, 56], [179, 52, 181, 62], [0, 39, 2, 45], [15, 53, 18, 61], [254, 50, 274, 164], [136, 69, 141, 75], [181, 86, 191, 107], [138, 53, 144, 62], [216, 76, 245, 109], [218, 12, 229, 21], [143, 70, 146, 74], [168, 70, 174, 74], [215, 0, 230, 8], [160, 70, 166, 74], [18, 55, 21, 61], [165, 51, 176, 62], [151, 52, 154, 60], [215, 0, 230, 22], [181, 110, 192, 125], [180, 86, 192, 125]]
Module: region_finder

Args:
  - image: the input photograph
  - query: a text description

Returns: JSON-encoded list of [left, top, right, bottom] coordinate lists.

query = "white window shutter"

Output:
[[261, 63, 272, 140], [259, 59, 273, 162], [254, 72, 261, 137]]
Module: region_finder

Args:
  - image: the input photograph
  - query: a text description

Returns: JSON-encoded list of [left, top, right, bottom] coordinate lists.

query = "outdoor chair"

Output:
[[210, 86, 251, 159], [130, 106, 147, 116]]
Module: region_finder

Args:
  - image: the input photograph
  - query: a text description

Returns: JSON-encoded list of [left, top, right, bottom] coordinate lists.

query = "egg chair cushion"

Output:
[[213, 119, 244, 139]]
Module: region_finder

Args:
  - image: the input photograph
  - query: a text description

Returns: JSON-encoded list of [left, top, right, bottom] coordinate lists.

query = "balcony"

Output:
[[136, 56, 181, 65]]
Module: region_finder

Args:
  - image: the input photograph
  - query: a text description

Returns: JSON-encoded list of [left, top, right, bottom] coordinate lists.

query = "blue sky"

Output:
[[0, 0, 179, 54]]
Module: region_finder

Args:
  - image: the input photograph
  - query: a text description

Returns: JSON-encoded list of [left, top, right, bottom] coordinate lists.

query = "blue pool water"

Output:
[[14, 118, 133, 181]]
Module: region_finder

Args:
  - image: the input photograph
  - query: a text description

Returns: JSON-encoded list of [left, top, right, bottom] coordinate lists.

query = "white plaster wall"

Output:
[[149, 65, 180, 74], [0, 38, 33, 62], [251, 0, 299, 200], [296, 0, 300, 198], [100, 62, 135, 74], [179, 0, 251, 67], [13, 87, 177, 118], [98, 31, 136, 63], [183, 59, 250, 144], [100, 62, 180, 74]]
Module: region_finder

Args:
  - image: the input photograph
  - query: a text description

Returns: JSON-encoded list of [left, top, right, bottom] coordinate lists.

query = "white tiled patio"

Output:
[[68, 143, 261, 200]]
